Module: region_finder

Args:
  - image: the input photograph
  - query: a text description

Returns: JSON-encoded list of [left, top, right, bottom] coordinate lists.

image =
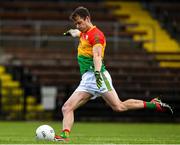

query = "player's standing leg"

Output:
[[54, 91, 92, 141]]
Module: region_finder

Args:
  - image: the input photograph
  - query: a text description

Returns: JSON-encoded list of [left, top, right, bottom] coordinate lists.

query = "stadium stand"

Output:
[[0, 64, 44, 120], [142, 1, 180, 67], [0, 0, 180, 121], [143, 1, 180, 40], [0, 65, 24, 120]]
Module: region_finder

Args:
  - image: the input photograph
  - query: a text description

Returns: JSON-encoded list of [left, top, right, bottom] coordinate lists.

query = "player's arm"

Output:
[[93, 44, 103, 89], [93, 44, 102, 72], [63, 29, 81, 37]]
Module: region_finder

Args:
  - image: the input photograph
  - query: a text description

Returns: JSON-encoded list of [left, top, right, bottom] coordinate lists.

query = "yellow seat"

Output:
[[2, 81, 20, 88], [1, 88, 10, 96], [0, 66, 5, 74], [1, 97, 8, 103], [12, 104, 23, 111], [26, 96, 36, 105], [36, 104, 44, 112], [12, 88, 24, 96], [0, 74, 12, 81], [26, 105, 35, 112]]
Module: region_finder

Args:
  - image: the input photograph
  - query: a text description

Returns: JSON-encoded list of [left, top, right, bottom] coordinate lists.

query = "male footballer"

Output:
[[54, 6, 173, 141]]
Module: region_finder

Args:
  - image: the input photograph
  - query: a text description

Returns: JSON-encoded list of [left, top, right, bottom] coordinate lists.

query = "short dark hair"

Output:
[[69, 6, 90, 21]]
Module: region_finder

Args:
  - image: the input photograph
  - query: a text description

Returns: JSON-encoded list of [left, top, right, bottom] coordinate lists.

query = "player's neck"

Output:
[[85, 23, 94, 32]]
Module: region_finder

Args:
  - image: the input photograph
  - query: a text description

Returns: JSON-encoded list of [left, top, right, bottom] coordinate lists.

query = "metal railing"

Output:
[[0, 20, 155, 50]]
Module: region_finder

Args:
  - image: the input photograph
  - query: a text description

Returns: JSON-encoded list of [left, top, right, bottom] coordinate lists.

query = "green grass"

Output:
[[0, 121, 180, 144]]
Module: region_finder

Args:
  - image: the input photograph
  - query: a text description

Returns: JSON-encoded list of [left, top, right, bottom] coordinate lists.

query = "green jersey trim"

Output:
[[77, 55, 106, 75]]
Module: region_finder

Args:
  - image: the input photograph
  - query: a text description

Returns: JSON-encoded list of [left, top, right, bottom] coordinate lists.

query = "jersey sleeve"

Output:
[[88, 31, 105, 46]]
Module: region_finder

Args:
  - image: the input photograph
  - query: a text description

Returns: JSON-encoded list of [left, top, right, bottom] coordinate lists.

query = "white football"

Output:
[[36, 125, 55, 141]]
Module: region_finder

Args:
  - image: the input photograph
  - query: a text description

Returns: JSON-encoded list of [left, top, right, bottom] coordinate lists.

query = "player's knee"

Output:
[[61, 103, 72, 114], [112, 103, 127, 112], [113, 107, 124, 112]]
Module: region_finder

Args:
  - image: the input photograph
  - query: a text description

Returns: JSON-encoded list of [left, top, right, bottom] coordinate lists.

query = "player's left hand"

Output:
[[63, 29, 80, 37], [94, 71, 103, 89]]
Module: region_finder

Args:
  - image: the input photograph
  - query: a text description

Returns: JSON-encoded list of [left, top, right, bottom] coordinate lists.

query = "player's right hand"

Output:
[[94, 71, 102, 89], [63, 29, 80, 37]]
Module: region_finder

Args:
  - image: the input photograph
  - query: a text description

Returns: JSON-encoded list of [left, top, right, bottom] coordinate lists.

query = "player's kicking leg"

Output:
[[102, 89, 173, 115]]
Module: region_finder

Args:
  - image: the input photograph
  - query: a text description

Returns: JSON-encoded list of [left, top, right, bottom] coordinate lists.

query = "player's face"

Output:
[[73, 16, 90, 32]]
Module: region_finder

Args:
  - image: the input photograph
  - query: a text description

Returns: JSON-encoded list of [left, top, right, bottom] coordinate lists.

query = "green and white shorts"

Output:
[[75, 70, 114, 99]]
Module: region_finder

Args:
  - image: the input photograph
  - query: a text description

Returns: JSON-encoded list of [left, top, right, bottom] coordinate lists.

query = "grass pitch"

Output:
[[0, 121, 180, 144]]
